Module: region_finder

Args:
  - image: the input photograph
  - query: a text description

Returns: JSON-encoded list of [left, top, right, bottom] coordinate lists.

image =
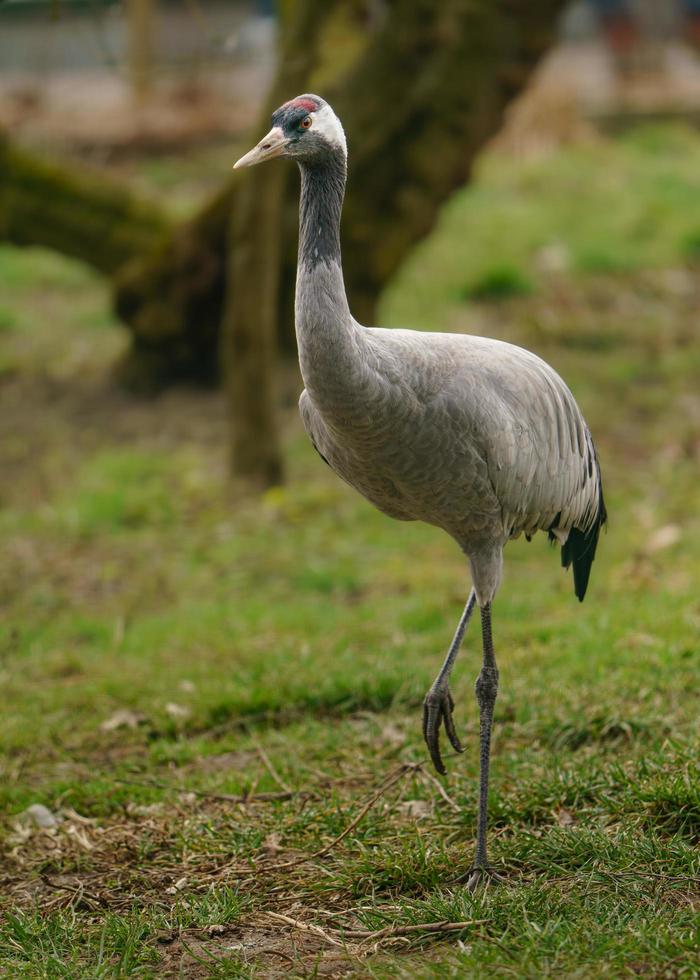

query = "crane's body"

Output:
[[299, 323, 601, 604], [234, 94, 606, 888]]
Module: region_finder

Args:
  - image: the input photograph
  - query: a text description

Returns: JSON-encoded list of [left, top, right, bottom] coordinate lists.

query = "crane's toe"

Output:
[[422, 684, 464, 775], [461, 866, 507, 892]]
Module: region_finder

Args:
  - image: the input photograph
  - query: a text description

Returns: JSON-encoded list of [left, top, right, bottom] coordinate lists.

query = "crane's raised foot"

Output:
[[422, 684, 464, 775], [460, 866, 508, 892]]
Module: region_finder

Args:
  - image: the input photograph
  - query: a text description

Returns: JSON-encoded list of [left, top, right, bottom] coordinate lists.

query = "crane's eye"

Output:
[[300, 115, 312, 130]]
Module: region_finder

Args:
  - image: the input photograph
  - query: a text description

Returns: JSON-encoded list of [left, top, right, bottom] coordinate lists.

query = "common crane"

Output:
[[234, 95, 606, 888]]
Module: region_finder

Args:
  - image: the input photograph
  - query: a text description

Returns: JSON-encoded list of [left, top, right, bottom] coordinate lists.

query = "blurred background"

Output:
[[2, 0, 700, 483], [1, 3, 699, 972]]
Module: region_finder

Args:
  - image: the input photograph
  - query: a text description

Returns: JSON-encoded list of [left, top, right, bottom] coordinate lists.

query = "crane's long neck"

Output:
[[295, 152, 367, 416], [298, 153, 345, 270]]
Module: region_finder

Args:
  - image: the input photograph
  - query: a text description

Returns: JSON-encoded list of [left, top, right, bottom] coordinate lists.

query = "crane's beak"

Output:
[[233, 126, 287, 169]]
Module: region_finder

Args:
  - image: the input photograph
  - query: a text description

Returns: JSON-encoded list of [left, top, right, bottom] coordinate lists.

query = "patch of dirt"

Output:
[[0, 765, 441, 976], [156, 924, 357, 978], [2, 806, 182, 912]]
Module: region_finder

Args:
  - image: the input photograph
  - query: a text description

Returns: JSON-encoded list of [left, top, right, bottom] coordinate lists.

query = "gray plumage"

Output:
[[299, 308, 604, 604], [234, 94, 606, 888]]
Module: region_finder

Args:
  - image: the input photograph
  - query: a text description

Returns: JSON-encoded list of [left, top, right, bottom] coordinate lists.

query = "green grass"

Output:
[[1, 124, 700, 977], [463, 263, 534, 301], [382, 122, 700, 329]]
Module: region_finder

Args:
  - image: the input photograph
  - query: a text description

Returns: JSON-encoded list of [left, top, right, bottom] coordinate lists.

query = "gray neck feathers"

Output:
[[295, 150, 371, 419], [298, 152, 346, 268]]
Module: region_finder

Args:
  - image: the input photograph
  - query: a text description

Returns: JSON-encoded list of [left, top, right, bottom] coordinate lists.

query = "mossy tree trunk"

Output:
[[114, 0, 565, 390], [0, 134, 169, 275]]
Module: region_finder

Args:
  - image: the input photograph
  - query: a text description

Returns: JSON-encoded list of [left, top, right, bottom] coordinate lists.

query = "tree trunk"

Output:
[[112, 187, 227, 389], [126, 0, 156, 106], [221, 0, 339, 485], [334, 0, 568, 323], [0, 133, 169, 275], [113, 0, 566, 388]]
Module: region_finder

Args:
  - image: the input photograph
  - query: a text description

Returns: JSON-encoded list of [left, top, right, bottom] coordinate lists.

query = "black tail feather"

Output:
[[560, 484, 607, 602]]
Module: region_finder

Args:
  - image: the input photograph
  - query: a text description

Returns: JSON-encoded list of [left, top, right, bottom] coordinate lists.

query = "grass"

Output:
[[1, 123, 700, 977], [462, 263, 534, 301], [382, 122, 700, 328]]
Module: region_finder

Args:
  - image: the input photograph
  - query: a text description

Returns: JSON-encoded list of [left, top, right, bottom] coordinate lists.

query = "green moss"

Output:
[[1, 138, 171, 275]]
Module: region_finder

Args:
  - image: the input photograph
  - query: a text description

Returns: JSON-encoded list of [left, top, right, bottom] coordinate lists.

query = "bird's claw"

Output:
[[460, 866, 507, 892], [422, 684, 464, 775]]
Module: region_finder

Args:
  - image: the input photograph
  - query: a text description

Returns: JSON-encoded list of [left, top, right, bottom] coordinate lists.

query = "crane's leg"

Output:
[[464, 601, 505, 890], [423, 589, 476, 774]]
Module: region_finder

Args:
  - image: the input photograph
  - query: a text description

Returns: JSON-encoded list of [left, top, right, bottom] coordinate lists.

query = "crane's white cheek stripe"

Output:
[[311, 105, 347, 155]]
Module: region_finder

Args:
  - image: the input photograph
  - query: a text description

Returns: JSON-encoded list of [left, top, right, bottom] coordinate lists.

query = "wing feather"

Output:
[[479, 348, 602, 541]]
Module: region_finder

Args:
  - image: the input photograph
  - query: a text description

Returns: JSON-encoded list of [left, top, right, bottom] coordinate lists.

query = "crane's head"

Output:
[[233, 94, 347, 170]]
